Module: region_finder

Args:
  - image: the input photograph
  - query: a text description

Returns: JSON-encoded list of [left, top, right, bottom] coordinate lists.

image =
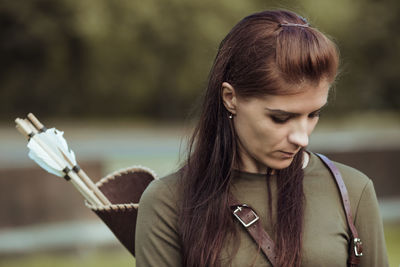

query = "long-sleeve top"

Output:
[[135, 152, 389, 266]]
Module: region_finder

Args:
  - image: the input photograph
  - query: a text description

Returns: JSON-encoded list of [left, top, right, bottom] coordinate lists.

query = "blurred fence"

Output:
[[0, 123, 399, 255]]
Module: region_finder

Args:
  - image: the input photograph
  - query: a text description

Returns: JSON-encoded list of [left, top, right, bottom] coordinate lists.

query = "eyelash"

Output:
[[271, 116, 290, 124], [270, 111, 322, 124], [309, 110, 322, 118]]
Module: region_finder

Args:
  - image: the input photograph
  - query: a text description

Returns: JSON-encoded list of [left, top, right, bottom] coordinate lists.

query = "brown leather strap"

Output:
[[229, 199, 277, 266], [316, 153, 363, 266], [230, 153, 363, 267]]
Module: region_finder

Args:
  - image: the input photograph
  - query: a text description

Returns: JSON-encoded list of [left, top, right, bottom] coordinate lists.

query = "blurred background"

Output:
[[0, 0, 399, 266]]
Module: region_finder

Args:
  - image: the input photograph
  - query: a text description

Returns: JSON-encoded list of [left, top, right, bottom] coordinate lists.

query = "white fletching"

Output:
[[18, 116, 105, 207], [42, 128, 77, 166], [26, 128, 77, 177], [28, 139, 64, 177]]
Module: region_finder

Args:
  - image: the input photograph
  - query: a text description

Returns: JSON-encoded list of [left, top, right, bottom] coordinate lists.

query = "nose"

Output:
[[288, 122, 309, 148]]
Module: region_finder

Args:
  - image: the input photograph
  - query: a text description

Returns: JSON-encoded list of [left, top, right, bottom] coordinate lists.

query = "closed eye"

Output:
[[267, 103, 326, 124], [308, 109, 322, 119], [270, 115, 291, 124]]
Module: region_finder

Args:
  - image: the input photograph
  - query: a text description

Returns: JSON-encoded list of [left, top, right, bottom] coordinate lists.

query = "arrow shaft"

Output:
[[78, 169, 111, 205], [31, 131, 103, 206], [16, 115, 111, 207], [68, 171, 103, 206]]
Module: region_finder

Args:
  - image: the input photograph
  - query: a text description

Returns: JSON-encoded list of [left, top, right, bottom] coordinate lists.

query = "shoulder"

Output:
[[309, 152, 371, 190], [333, 161, 381, 213], [308, 152, 374, 210], [135, 172, 183, 265], [333, 160, 371, 191], [139, 171, 181, 212], [333, 160, 376, 211]]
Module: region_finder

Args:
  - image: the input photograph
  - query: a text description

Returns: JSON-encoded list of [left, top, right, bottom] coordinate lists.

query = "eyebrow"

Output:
[[264, 102, 328, 116]]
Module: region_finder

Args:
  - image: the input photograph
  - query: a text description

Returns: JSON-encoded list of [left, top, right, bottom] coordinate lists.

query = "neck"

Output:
[[235, 151, 309, 175]]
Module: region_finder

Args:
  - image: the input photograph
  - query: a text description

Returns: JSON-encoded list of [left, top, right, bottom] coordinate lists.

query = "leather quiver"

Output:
[[85, 166, 157, 256]]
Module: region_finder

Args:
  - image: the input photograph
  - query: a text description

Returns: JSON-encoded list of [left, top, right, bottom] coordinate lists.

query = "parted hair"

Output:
[[179, 10, 339, 267]]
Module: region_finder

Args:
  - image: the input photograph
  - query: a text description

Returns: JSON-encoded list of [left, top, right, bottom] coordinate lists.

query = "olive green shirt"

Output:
[[135, 153, 388, 266]]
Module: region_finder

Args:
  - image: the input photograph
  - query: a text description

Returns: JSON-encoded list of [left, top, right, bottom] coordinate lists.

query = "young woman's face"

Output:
[[228, 80, 330, 173]]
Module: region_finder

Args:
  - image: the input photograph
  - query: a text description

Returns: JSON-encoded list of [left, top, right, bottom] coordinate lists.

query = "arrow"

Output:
[[15, 116, 110, 207]]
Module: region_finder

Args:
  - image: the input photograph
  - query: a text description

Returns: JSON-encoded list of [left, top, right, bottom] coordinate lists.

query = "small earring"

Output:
[[228, 113, 233, 119]]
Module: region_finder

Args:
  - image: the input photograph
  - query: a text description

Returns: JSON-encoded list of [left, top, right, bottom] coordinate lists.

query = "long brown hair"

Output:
[[179, 10, 339, 267]]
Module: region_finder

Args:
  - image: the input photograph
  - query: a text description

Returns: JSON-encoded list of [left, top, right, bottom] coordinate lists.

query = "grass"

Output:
[[385, 223, 400, 267], [1, 223, 398, 267], [0, 248, 135, 267]]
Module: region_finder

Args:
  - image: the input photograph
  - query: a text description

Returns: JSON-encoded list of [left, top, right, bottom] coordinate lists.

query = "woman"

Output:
[[135, 10, 388, 267]]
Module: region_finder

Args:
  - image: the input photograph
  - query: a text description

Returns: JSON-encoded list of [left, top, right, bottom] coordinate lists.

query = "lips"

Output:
[[281, 151, 295, 155], [278, 150, 297, 158]]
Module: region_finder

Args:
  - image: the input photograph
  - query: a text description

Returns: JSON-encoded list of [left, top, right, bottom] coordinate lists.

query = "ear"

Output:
[[221, 82, 237, 114]]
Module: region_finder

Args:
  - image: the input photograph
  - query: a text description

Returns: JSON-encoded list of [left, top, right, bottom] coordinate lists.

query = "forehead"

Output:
[[239, 79, 330, 113]]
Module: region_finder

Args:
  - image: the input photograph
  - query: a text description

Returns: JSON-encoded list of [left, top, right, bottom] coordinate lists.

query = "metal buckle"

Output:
[[233, 205, 259, 228], [353, 238, 363, 257]]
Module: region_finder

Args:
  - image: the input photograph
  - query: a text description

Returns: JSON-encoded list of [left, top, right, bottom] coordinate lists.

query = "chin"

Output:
[[266, 157, 294, 170]]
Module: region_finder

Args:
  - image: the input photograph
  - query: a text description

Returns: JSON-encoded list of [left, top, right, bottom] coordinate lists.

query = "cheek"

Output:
[[234, 115, 255, 141], [307, 117, 320, 134], [234, 114, 262, 146], [235, 115, 282, 148]]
